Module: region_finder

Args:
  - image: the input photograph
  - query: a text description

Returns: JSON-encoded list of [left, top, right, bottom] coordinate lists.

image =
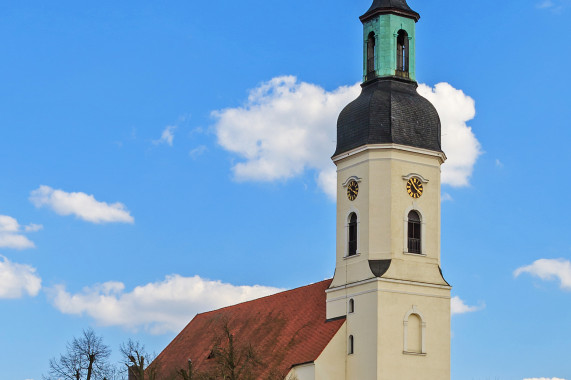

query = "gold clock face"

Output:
[[347, 180, 359, 201], [406, 177, 423, 198]]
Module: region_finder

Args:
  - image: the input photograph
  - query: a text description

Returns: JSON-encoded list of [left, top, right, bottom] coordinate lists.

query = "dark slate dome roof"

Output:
[[360, 0, 420, 22], [333, 79, 441, 157]]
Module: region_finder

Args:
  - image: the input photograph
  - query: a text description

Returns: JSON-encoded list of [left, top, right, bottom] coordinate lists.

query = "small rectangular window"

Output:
[[348, 335, 354, 355]]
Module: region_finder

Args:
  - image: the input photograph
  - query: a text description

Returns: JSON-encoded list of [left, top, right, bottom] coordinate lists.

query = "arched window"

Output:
[[367, 32, 376, 79], [407, 314, 422, 353], [348, 213, 358, 256], [407, 210, 421, 254], [348, 299, 355, 313], [348, 335, 354, 355], [403, 306, 426, 355], [396, 29, 409, 77]]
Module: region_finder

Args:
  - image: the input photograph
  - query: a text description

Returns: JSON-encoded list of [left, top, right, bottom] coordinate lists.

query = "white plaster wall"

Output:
[[331, 145, 445, 290], [326, 144, 451, 380], [286, 362, 315, 380], [314, 322, 347, 380], [376, 280, 451, 379], [326, 279, 450, 380]]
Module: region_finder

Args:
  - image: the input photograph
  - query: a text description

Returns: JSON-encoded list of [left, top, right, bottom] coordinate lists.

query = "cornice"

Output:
[[326, 276, 451, 293], [332, 143, 447, 164]]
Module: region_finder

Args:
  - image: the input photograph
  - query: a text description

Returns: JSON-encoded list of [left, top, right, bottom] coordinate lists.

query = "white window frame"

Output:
[[403, 205, 427, 257], [345, 207, 361, 258]]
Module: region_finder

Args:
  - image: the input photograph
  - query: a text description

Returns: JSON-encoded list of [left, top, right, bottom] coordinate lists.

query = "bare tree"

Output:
[[120, 339, 159, 380], [116, 323, 292, 380], [206, 320, 261, 380], [177, 359, 205, 380], [44, 328, 111, 380], [170, 319, 295, 380]]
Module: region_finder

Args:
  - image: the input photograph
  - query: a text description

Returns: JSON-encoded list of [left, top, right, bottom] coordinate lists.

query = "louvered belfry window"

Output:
[[396, 29, 409, 77], [367, 32, 376, 79], [348, 213, 358, 256], [408, 210, 421, 254]]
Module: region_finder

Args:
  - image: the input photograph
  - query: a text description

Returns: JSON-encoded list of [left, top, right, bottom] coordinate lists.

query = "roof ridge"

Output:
[[196, 279, 333, 317]]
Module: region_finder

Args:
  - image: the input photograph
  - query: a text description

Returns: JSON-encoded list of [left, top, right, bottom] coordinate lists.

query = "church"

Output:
[[154, 1, 451, 379]]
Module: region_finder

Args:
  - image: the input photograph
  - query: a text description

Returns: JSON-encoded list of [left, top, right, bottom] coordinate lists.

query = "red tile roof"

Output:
[[153, 279, 345, 379]]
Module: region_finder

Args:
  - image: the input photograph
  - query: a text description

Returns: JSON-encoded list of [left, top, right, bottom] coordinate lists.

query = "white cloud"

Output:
[[495, 159, 504, 168], [0, 256, 41, 298], [30, 185, 134, 224], [0, 234, 35, 250], [213, 76, 481, 199], [49, 275, 284, 334], [536, 0, 568, 13], [417, 83, 481, 187], [537, 0, 555, 8], [441, 192, 453, 202], [514, 258, 571, 290], [189, 145, 208, 159], [524, 378, 567, 380], [451, 296, 483, 315], [0, 215, 40, 250], [317, 169, 338, 200], [0, 215, 20, 233], [214, 76, 357, 194], [153, 125, 177, 146], [24, 223, 43, 232]]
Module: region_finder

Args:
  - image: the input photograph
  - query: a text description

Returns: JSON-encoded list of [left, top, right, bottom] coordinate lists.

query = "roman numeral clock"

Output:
[[347, 179, 359, 201], [406, 177, 423, 198]]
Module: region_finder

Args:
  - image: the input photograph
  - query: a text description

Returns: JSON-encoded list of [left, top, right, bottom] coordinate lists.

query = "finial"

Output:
[[361, 0, 420, 22]]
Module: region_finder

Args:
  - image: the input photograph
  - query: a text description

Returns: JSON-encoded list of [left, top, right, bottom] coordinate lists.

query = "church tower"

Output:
[[326, 1, 451, 379]]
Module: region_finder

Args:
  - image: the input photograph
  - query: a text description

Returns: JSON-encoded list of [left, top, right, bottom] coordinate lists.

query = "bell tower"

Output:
[[326, 1, 451, 379]]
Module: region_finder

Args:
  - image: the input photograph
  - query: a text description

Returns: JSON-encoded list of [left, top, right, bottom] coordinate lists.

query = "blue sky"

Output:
[[1, 0, 570, 379]]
